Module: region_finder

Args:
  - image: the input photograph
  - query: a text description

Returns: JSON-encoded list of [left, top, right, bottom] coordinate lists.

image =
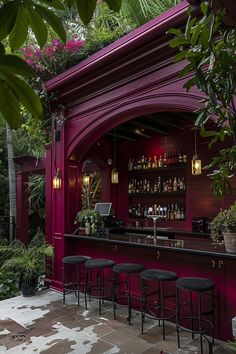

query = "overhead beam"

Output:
[[130, 119, 167, 135], [106, 132, 137, 142]]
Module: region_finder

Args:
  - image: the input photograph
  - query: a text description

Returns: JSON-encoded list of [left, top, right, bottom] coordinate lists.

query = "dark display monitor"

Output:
[[95, 203, 112, 216]]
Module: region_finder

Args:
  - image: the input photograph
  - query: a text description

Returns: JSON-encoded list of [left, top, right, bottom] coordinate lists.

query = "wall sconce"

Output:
[[191, 130, 202, 175], [53, 168, 62, 189], [111, 168, 119, 184], [111, 129, 119, 184], [83, 174, 90, 186]]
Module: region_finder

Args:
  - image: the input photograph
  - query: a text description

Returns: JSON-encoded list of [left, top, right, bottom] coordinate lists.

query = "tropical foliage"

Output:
[[169, 1, 236, 197], [0, 236, 54, 283], [0, 0, 181, 127]]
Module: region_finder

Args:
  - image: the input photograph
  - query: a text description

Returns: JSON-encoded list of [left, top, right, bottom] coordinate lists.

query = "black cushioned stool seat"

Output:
[[140, 269, 177, 339], [113, 263, 145, 325], [62, 255, 91, 305], [176, 277, 215, 354], [85, 258, 115, 315]]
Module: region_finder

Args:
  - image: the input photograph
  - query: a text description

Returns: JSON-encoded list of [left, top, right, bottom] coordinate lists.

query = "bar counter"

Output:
[[65, 229, 236, 340], [65, 229, 233, 259]]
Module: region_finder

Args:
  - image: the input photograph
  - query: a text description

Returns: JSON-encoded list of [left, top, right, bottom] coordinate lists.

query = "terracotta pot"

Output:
[[223, 231, 236, 253]]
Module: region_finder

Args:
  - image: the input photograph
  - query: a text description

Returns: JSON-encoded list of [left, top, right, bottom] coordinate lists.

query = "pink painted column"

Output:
[[16, 172, 29, 244]]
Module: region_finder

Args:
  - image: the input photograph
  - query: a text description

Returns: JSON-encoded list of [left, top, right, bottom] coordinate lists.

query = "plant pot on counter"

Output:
[[223, 231, 236, 253]]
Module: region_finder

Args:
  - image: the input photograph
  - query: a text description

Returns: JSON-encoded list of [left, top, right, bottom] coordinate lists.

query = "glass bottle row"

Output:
[[128, 149, 187, 171], [129, 203, 186, 221], [128, 177, 185, 195]]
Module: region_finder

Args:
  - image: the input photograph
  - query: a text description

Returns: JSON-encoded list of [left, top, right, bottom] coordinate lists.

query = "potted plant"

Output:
[[74, 208, 104, 235], [211, 204, 236, 253], [0, 236, 54, 296]]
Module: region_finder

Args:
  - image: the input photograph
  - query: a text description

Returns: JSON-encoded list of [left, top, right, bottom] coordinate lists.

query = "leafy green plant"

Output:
[[169, 1, 236, 197], [227, 340, 236, 353], [0, 237, 54, 284], [75, 208, 104, 234], [0, 271, 20, 301], [210, 204, 236, 242]]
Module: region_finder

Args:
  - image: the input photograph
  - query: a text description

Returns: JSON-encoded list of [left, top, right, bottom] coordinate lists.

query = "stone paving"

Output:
[[0, 289, 230, 353]]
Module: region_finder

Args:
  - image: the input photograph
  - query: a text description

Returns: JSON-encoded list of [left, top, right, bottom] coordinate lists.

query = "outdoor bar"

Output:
[[42, 0, 236, 344]]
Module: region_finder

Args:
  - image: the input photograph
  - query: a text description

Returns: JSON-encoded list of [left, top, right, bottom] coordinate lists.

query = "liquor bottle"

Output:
[[147, 180, 151, 193], [168, 178, 173, 192], [163, 153, 167, 167], [144, 205, 148, 218], [167, 204, 171, 220], [180, 207, 185, 220], [128, 158, 133, 171], [178, 150, 183, 164], [158, 155, 163, 168], [141, 155, 145, 168], [183, 149, 187, 164], [170, 204, 175, 220], [173, 177, 178, 192], [157, 176, 162, 193], [152, 155, 157, 168], [148, 157, 152, 169], [179, 178, 185, 191]]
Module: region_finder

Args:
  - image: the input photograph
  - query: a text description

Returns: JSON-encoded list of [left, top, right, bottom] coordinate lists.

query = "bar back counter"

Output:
[[65, 228, 236, 341]]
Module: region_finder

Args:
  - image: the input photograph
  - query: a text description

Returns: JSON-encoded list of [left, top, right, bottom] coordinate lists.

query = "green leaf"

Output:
[[4, 74, 42, 119], [0, 1, 18, 41], [75, 0, 97, 25], [26, 4, 48, 48], [191, 23, 201, 46], [0, 80, 21, 128], [169, 37, 187, 48], [167, 28, 182, 37], [104, 0, 122, 11], [35, 4, 66, 42], [174, 50, 187, 63], [40, 0, 65, 10], [9, 5, 28, 50], [0, 54, 35, 78]]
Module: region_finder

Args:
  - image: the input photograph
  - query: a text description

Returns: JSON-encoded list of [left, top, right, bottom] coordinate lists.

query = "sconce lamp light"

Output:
[[53, 168, 62, 189], [111, 168, 119, 184], [83, 174, 90, 186], [111, 129, 119, 184], [191, 130, 202, 175]]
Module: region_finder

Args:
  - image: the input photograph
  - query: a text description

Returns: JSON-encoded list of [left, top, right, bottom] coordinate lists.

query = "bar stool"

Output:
[[62, 255, 91, 305], [85, 258, 115, 315], [140, 269, 177, 339], [176, 277, 215, 354], [113, 263, 145, 325]]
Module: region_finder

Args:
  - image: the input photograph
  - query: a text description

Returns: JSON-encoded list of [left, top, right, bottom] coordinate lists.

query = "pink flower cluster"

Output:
[[23, 37, 84, 69]]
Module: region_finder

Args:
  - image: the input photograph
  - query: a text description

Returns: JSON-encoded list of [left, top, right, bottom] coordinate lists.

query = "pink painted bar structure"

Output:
[[41, 0, 236, 341]]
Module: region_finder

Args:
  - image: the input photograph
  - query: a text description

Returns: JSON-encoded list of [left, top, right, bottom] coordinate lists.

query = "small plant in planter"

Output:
[[75, 209, 104, 235], [211, 204, 236, 253], [0, 237, 54, 296]]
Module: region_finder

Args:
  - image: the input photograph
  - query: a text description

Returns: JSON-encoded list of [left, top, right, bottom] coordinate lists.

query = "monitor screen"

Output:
[[95, 203, 112, 216]]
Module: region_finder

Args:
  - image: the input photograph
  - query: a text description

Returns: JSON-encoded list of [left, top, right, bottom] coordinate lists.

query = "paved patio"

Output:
[[0, 289, 230, 353]]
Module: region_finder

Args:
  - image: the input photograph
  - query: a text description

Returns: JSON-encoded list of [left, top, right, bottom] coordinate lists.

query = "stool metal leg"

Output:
[[190, 290, 194, 339], [85, 268, 88, 310], [127, 273, 131, 325], [112, 271, 116, 320], [197, 292, 203, 354], [99, 267, 102, 316], [176, 287, 180, 349], [141, 278, 145, 334], [63, 265, 66, 304], [160, 280, 165, 340], [77, 265, 80, 306]]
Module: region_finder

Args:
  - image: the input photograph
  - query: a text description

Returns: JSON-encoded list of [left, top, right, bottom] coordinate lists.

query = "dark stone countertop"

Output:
[[64, 231, 236, 259]]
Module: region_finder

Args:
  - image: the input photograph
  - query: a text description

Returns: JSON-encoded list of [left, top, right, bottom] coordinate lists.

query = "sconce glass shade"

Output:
[[111, 168, 119, 184], [83, 174, 90, 186], [191, 155, 202, 175], [53, 169, 62, 189]]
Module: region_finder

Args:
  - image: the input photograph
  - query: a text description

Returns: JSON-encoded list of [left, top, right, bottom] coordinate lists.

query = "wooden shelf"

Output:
[[128, 164, 187, 174], [128, 191, 186, 197]]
